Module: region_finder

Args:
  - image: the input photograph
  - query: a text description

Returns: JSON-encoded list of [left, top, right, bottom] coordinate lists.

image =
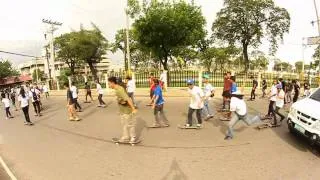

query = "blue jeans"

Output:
[[202, 99, 213, 117], [226, 112, 261, 138]]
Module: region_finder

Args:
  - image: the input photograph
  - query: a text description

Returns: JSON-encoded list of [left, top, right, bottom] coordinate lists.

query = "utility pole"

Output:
[[42, 19, 62, 90], [35, 58, 39, 83], [125, 0, 131, 74], [313, 0, 320, 86]]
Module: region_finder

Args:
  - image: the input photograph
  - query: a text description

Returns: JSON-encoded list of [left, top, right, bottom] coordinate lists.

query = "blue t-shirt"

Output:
[[231, 82, 237, 93], [154, 85, 164, 105]]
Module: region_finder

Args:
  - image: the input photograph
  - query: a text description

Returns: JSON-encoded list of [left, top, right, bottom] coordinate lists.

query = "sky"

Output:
[[0, 0, 320, 67]]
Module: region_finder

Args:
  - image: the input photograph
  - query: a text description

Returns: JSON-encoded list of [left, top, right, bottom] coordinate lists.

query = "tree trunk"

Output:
[[88, 61, 98, 81], [160, 56, 169, 70], [124, 50, 128, 71], [242, 42, 249, 71]]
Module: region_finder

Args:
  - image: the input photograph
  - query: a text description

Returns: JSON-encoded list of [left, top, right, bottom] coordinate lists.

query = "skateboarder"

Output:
[[151, 79, 169, 127], [263, 79, 278, 119], [261, 79, 267, 98], [108, 76, 138, 143], [85, 82, 93, 103], [202, 74, 215, 120], [2, 93, 13, 119], [18, 88, 33, 125], [273, 84, 285, 125], [185, 79, 204, 128], [222, 72, 232, 111], [224, 90, 261, 140], [250, 76, 258, 101], [70, 82, 82, 112], [126, 76, 137, 107], [293, 79, 300, 103], [29, 84, 42, 117], [64, 83, 80, 121]]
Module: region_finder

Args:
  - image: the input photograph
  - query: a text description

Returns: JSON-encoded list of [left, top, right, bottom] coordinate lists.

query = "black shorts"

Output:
[[222, 90, 231, 98]]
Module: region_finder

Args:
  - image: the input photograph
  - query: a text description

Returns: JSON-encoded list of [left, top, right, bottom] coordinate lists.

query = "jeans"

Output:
[[274, 106, 285, 124], [22, 106, 31, 123], [286, 91, 292, 103], [73, 98, 82, 110], [32, 101, 41, 115], [250, 89, 256, 99], [187, 108, 202, 125], [120, 113, 137, 142], [98, 94, 106, 105], [267, 101, 275, 116], [226, 112, 261, 138], [128, 92, 136, 106], [154, 104, 169, 126], [293, 92, 299, 103], [5, 107, 11, 118], [202, 99, 213, 117], [262, 88, 266, 97]]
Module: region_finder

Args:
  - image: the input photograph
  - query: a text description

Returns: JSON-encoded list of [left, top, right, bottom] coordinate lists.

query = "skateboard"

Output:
[[217, 109, 230, 113], [112, 138, 141, 146], [147, 125, 169, 128], [177, 124, 201, 129], [256, 123, 281, 130], [260, 115, 273, 121]]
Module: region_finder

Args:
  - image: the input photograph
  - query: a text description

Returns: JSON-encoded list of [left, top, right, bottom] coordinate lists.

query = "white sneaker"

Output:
[[185, 124, 191, 127], [196, 124, 202, 128]]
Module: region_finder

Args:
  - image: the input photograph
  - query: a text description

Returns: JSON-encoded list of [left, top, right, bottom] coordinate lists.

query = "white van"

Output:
[[287, 88, 320, 145]]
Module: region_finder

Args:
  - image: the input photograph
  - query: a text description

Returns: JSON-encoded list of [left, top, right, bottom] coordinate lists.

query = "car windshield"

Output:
[[310, 89, 320, 102]]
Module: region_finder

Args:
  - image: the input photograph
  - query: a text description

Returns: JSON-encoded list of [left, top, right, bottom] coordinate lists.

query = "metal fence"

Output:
[[106, 70, 319, 88]]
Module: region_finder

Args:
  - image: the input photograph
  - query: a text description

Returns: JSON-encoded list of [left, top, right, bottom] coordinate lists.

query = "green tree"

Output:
[[74, 24, 109, 80], [32, 69, 45, 82], [295, 61, 303, 73], [274, 61, 292, 72], [58, 68, 72, 86], [0, 60, 19, 78], [133, 0, 206, 70], [212, 0, 290, 70], [55, 32, 83, 75], [250, 50, 269, 70]]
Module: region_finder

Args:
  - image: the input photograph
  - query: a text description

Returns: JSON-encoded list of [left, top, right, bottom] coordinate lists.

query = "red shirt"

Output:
[[223, 77, 232, 91]]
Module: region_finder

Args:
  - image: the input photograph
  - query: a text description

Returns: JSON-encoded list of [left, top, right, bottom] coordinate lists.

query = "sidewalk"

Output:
[[48, 87, 256, 98]]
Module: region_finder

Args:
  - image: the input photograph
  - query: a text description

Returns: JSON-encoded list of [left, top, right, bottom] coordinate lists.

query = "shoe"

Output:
[[28, 122, 34, 126], [69, 118, 75, 121], [185, 124, 191, 127], [224, 136, 233, 140], [152, 124, 161, 127], [9, 116, 14, 119], [97, 105, 102, 107], [24, 122, 29, 125], [74, 118, 81, 121], [101, 105, 106, 108], [119, 138, 130, 143], [129, 137, 138, 144], [162, 124, 170, 127], [5, 117, 8, 120], [77, 110, 82, 112], [196, 124, 202, 128], [34, 114, 38, 116]]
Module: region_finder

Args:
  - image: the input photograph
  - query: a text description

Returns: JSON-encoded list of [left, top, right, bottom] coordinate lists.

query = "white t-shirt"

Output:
[[160, 72, 167, 83], [29, 88, 41, 102], [18, 94, 29, 108], [43, 86, 48, 92], [270, 85, 277, 102], [203, 83, 214, 99], [96, 83, 104, 94], [276, 90, 285, 108], [2, 98, 10, 108], [230, 97, 247, 116], [70, 86, 78, 98], [127, 80, 136, 93], [188, 86, 204, 109]]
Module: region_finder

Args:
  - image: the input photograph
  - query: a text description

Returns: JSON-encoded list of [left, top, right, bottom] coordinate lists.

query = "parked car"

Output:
[[287, 88, 320, 145]]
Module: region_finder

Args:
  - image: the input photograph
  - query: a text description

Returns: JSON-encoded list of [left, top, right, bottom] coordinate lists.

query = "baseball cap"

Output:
[[186, 79, 194, 85], [203, 74, 209, 79]]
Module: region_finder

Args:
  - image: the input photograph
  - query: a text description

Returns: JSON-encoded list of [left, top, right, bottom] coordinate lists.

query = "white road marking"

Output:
[[0, 156, 17, 180]]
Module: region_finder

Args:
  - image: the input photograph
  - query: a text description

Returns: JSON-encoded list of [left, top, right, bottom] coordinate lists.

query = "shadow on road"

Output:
[[161, 158, 188, 180]]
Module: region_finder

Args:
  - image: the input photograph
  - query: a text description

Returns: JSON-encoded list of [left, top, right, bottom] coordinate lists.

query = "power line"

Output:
[[0, 50, 40, 58]]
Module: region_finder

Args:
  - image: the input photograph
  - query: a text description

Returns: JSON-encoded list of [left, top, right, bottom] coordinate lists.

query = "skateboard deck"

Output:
[[260, 115, 273, 120], [112, 138, 141, 146], [256, 123, 280, 130], [147, 125, 169, 128], [177, 125, 201, 129], [219, 117, 231, 121]]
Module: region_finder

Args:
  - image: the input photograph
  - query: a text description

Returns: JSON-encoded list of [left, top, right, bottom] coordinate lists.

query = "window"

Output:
[[310, 89, 320, 102]]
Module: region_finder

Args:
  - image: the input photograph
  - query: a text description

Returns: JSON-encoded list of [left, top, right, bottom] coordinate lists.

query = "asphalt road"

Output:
[[0, 95, 319, 180]]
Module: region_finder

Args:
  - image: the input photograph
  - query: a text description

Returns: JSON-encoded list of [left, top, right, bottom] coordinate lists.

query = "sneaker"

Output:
[[5, 117, 8, 120], [101, 105, 106, 108], [69, 118, 75, 121], [224, 136, 233, 140], [74, 117, 81, 121], [152, 124, 161, 127], [196, 124, 202, 128], [162, 124, 170, 127], [280, 117, 285, 122], [28, 122, 34, 126], [9, 116, 14, 119], [185, 124, 191, 127], [24, 122, 29, 125], [97, 105, 102, 107], [129, 137, 138, 144]]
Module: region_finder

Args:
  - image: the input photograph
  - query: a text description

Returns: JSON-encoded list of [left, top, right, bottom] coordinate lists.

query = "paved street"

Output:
[[0, 95, 319, 180]]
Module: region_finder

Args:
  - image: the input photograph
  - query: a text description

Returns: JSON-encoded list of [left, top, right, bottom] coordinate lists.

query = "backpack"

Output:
[[32, 91, 38, 101]]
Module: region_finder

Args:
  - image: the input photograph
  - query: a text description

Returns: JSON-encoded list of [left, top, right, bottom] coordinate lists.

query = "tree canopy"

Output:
[[0, 60, 19, 79], [212, 0, 290, 70], [133, 0, 206, 70]]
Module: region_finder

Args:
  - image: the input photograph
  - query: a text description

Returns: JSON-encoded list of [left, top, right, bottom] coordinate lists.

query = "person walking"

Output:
[[273, 84, 286, 126], [159, 70, 168, 92], [293, 79, 300, 103], [18, 88, 33, 125], [264, 79, 278, 119], [108, 76, 138, 143], [286, 81, 293, 104], [202, 74, 215, 120], [10, 88, 18, 111], [84, 82, 93, 103], [261, 79, 267, 98], [224, 90, 261, 140], [151, 79, 169, 127], [126, 76, 137, 108], [2, 93, 13, 119], [64, 83, 80, 121], [250, 76, 258, 101], [185, 79, 204, 128], [29, 84, 42, 117], [95, 80, 106, 107], [43, 84, 49, 99], [70, 82, 82, 112], [147, 73, 156, 106]]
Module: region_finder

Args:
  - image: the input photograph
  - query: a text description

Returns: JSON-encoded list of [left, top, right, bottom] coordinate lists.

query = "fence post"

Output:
[[198, 68, 203, 88], [258, 71, 262, 89], [104, 74, 109, 89]]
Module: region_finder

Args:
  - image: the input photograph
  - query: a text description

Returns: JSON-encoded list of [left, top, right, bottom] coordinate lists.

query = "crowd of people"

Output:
[[0, 73, 312, 143]]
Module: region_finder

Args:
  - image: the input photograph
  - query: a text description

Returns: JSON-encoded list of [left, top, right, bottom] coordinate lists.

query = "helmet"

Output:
[[186, 79, 194, 85]]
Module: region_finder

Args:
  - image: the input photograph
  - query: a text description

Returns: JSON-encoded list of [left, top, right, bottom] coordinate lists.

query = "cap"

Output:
[[203, 74, 209, 79]]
